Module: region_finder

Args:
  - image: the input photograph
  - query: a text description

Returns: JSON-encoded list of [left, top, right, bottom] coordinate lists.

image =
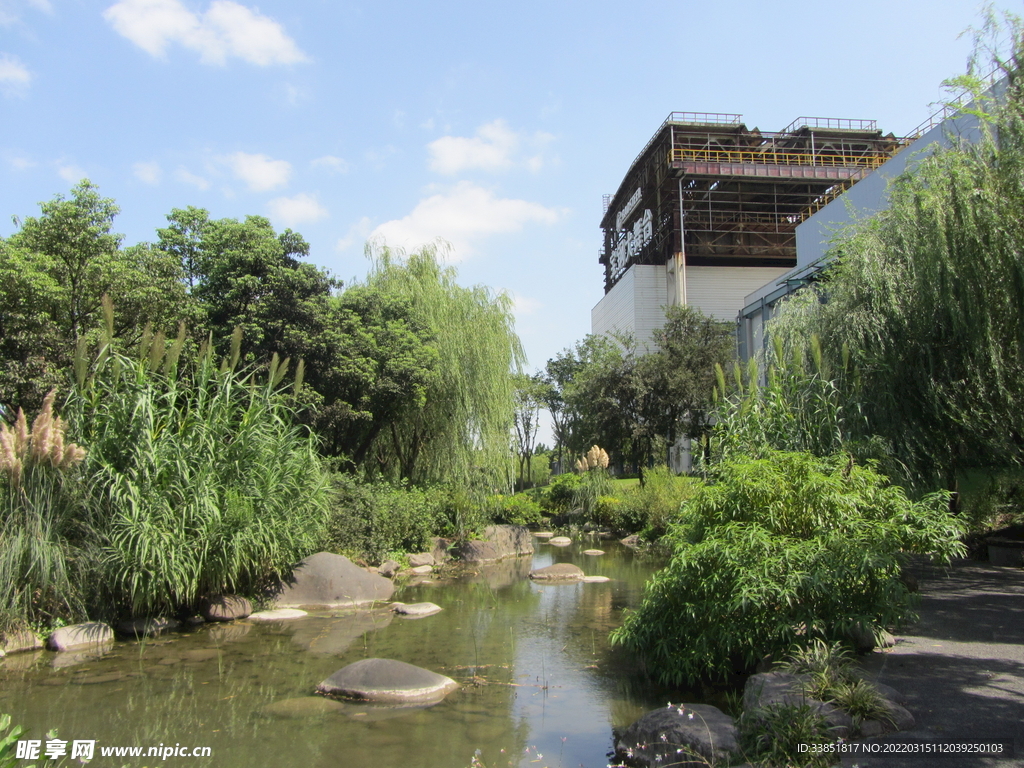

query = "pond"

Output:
[[2, 538, 686, 768]]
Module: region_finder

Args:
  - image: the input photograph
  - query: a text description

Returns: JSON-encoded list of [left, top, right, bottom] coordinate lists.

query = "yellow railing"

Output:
[[800, 181, 855, 221], [671, 147, 892, 169]]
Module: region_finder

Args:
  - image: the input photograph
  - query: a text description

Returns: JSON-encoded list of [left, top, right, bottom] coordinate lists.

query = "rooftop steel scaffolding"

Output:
[[599, 114, 907, 292]]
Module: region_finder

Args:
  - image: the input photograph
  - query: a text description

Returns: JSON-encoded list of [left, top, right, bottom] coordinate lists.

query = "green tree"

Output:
[[310, 285, 439, 465], [768, 18, 1024, 489], [360, 244, 524, 485], [1, 183, 193, 413], [158, 210, 339, 362], [512, 373, 545, 489]]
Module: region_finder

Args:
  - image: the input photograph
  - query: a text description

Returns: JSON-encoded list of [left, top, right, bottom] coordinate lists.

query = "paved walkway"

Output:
[[840, 559, 1024, 768]]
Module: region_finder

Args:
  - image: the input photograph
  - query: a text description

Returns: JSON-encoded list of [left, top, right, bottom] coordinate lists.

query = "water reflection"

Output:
[[2, 539, 672, 768]]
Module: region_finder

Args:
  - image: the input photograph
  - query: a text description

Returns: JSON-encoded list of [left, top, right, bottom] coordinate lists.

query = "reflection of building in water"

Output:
[[592, 112, 906, 348]]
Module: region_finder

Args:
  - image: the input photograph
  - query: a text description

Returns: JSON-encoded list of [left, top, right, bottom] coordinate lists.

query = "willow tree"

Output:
[[361, 243, 524, 486], [769, 13, 1024, 489]]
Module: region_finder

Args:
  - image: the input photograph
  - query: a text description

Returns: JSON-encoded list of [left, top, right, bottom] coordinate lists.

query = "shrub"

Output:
[[610, 450, 966, 686], [487, 493, 542, 527], [543, 472, 582, 511], [616, 465, 700, 537], [325, 475, 443, 562]]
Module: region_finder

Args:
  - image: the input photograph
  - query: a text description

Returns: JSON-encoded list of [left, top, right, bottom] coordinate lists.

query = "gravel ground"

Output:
[[839, 559, 1024, 768]]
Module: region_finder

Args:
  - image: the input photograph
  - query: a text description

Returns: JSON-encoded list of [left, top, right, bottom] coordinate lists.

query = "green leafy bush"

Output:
[[487, 493, 542, 527], [610, 450, 966, 686], [543, 472, 582, 511], [617, 465, 700, 537], [325, 475, 443, 562]]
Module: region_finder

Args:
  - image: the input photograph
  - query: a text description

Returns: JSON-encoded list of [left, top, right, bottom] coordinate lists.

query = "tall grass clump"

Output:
[[610, 450, 965, 686], [0, 391, 89, 632], [68, 323, 332, 619]]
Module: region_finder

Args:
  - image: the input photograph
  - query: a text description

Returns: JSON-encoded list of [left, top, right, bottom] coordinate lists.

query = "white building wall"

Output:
[[686, 266, 791, 321], [591, 264, 667, 348]]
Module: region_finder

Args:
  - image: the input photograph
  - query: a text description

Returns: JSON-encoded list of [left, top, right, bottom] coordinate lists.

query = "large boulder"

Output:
[[270, 552, 394, 608], [199, 595, 252, 622], [529, 563, 584, 581], [316, 658, 458, 704], [1, 630, 43, 654], [615, 704, 739, 767], [453, 525, 533, 563], [48, 623, 114, 652]]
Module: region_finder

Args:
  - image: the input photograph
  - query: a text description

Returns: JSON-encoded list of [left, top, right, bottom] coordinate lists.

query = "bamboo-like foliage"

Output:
[[610, 450, 966, 686], [362, 243, 525, 485], [64, 325, 331, 618]]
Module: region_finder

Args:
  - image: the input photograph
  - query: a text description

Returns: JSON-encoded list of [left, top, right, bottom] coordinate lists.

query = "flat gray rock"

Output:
[[529, 563, 584, 581], [391, 602, 442, 617], [117, 617, 180, 638], [249, 608, 307, 621], [1, 629, 42, 654], [271, 552, 394, 608], [616, 704, 739, 767], [199, 595, 252, 622], [262, 697, 347, 719], [582, 575, 611, 583], [317, 658, 458, 704], [407, 565, 433, 575], [48, 622, 114, 652], [549, 536, 572, 546], [583, 549, 605, 556], [533, 531, 554, 538]]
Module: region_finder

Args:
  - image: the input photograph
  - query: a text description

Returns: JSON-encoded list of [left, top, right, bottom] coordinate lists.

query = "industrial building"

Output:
[[591, 112, 907, 346]]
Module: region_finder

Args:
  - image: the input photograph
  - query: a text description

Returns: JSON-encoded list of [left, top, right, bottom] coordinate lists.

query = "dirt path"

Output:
[[839, 559, 1024, 767]]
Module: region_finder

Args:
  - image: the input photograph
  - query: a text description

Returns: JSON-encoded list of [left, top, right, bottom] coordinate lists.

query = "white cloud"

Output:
[[133, 160, 162, 184], [311, 155, 348, 174], [510, 291, 542, 317], [370, 181, 564, 259], [428, 120, 518, 175], [0, 0, 51, 24], [221, 151, 290, 191], [336, 216, 373, 252], [103, 0, 308, 66], [57, 163, 86, 184], [174, 165, 209, 190], [8, 155, 35, 170], [427, 120, 555, 175], [267, 192, 327, 228], [0, 53, 31, 96]]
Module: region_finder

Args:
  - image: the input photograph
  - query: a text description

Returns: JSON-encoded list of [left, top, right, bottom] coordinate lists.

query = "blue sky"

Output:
[[0, 0, 989, 376]]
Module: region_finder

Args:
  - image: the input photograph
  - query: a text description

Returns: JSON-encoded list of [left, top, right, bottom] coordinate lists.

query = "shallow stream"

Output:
[[2, 538, 683, 768]]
